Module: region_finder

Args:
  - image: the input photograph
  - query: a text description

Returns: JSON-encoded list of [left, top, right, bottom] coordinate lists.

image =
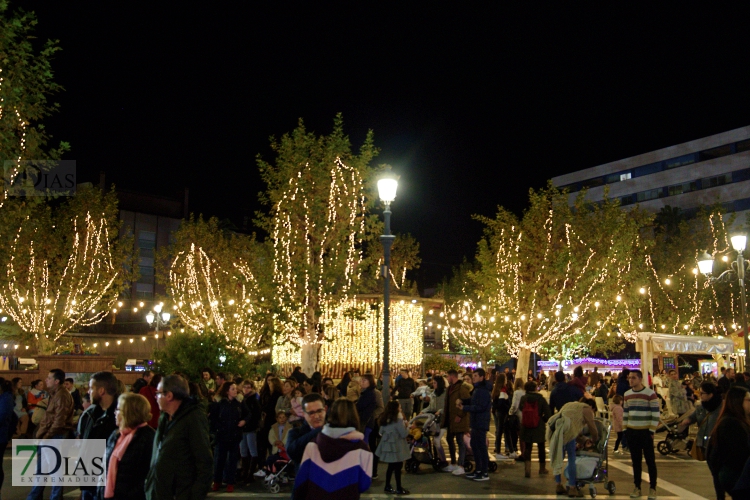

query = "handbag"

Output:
[[690, 414, 709, 461]]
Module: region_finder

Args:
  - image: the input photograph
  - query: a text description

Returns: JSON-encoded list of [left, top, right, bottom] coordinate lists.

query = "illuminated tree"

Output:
[[257, 115, 379, 374], [361, 232, 422, 296], [470, 185, 651, 379], [444, 297, 502, 367], [0, 187, 134, 353]]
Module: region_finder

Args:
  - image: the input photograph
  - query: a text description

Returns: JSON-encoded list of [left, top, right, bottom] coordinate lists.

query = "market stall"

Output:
[[636, 332, 735, 380]]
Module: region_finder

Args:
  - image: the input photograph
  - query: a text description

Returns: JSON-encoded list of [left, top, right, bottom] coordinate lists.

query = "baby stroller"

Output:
[[655, 410, 693, 456], [567, 418, 615, 498], [462, 431, 499, 473], [405, 411, 444, 473], [263, 446, 293, 494]]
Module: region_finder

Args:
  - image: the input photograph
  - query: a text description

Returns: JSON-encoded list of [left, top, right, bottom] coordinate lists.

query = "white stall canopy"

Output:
[[637, 332, 734, 377]]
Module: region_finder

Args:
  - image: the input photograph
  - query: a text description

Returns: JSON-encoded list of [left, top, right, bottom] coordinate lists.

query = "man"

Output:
[[213, 372, 227, 402], [456, 368, 492, 481], [132, 370, 154, 394], [718, 366, 726, 379], [548, 399, 598, 498], [442, 369, 471, 475], [201, 368, 216, 396], [287, 393, 327, 465], [77, 372, 119, 500], [63, 377, 84, 411], [290, 366, 307, 385], [26, 369, 75, 500], [394, 368, 416, 418], [666, 369, 688, 415], [145, 375, 213, 500], [550, 371, 583, 413], [623, 369, 660, 500]]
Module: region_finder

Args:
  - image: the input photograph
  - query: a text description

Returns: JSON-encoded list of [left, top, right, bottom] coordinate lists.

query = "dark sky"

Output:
[[15, 2, 750, 289]]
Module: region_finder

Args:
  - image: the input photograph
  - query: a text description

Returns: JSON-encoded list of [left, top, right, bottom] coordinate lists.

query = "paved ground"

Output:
[[0, 431, 719, 500]]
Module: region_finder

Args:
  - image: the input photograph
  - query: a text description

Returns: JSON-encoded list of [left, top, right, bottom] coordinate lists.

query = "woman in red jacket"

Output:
[[138, 374, 161, 428]]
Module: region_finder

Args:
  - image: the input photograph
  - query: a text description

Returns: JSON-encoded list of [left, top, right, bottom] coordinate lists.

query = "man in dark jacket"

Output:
[[287, 393, 327, 465], [132, 370, 154, 395], [550, 371, 584, 413], [456, 368, 492, 482], [290, 366, 307, 385], [64, 378, 84, 412], [145, 375, 213, 500], [394, 369, 416, 418], [77, 371, 119, 500]]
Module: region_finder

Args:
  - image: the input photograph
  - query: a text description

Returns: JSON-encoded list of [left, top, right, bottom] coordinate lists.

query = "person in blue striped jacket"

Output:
[[623, 369, 661, 500]]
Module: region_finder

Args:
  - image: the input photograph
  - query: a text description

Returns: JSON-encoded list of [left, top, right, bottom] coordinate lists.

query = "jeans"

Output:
[[447, 431, 467, 466], [214, 440, 240, 484], [470, 429, 488, 474], [80, 487, 97, 500], [26, 434, 66, 500], [555, 438, 578, 488], [398, 399, 413, 419], [433, 428, 447, 463], [239, 431, 258, 458], [493, 411, 506, 453], [627, 429, 657, 490]]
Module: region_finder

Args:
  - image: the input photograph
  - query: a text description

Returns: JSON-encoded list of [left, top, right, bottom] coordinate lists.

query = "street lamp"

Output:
[[146, 303, 171, 348], [378, 174, 398, 405], [698, 233, 749, 369]]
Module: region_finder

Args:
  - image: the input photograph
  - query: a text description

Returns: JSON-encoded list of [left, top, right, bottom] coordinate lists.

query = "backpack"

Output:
[[522, 399, 540, 429]]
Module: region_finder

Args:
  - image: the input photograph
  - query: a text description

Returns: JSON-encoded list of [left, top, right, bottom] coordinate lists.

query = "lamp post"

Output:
[[698, 233, 749, 369], [377, 175, 398, 405], [146, 303, 171, 349]]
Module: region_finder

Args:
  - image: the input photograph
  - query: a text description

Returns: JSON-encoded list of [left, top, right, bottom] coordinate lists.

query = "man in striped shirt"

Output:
[[624, 369, 660, 500]]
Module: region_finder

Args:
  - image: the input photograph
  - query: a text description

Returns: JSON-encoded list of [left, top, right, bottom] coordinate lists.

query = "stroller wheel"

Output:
[[606, 481, 616, 495], [657, 441, 671, 456], [411, 461, 420, 473], [488, 462, 498, 472], [589, 485, 597, 498], [269, 483, 280, 493], [463, 460, 474, 473]]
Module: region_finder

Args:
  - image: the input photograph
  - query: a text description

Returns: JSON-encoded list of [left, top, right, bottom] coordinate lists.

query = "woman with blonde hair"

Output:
[[103, 393, 156, 500], [507, 377, 527, 459]]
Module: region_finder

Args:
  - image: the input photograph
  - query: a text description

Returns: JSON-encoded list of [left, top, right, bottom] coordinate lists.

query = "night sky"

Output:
[[15, 2, 750, 289]]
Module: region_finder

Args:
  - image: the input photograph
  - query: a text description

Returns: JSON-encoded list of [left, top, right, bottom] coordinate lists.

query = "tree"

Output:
[[160, 216, 273, 350], [360, 232, 422, 296], [0, 2, 69, 205], [469, 185, 652, 380], [423, 353, 459, 373], [0, 186, 135, 353], [257, 115, 380, 374]]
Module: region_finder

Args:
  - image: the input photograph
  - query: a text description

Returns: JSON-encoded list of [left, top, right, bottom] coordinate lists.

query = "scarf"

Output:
[[104, 423, 147, 499]]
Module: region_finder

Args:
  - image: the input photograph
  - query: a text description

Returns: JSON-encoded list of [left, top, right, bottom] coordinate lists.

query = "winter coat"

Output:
[[611, 403, 624, 433], [286, 421, 322, 466], [139, 386, 161, 429], [708, 416, 750, 494], [242, 394, 261, 432], [425, 389, 447, 426], [444, 380, 471, 433], [268, 423, 291, 454], [376, 418, 410, 463], [667, 379, 689, 415], [261, 390, 283, 430], [276, 394, 292, 415], [356, 386, 378, 431], [549, 382, 583, 414], [145, 397, 213, 500], [209, 397, 248, 443], [460, 380, 492, 432], [104, 425, 155, 500], [394, 377, 416, 400], [36, 384, 74, 439], [77, 403, 117, 441], [518, 392, 551, 444], [686, 395, 722, 448]]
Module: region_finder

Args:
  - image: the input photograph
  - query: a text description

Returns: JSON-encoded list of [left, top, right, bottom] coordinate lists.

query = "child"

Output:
[[255, 411, 291, 478], [611, 395, 624, 454], [289, 387, 306, 423], [375, 401, 411, 495]]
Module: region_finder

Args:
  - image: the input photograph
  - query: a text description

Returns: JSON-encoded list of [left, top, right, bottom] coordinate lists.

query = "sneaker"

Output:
[[473, 473, 489, 481], [442, 464, 457, 472], [508, 452, 518, 459], [614, 449, 623, 455], [451, 466, 465, 476], [396, 488, 411, 495], [226, 484, 234, 493], [254, 469, 267, 478], [372, 474, 379, 480], [630, 487, 641, 498], [464, 472, 479, 479], [495, 453, 510, 460], [648, 488, 657, 500]]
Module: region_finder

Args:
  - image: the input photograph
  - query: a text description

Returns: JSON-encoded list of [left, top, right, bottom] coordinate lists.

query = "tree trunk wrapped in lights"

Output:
[[0, 187, 133, 353], [470, 185, 651, 379]]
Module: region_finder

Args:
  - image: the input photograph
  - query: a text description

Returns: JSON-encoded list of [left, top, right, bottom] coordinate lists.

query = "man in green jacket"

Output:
[[145, 374, 213, 500]]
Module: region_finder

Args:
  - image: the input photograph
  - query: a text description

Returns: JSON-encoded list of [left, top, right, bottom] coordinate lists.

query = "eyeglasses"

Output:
[[305, 409, 325, 416]]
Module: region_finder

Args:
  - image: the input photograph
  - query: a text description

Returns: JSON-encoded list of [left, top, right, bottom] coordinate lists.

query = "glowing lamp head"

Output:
[[146, 312, 155, 324], [731, 234, 747, 252], [161, 312, 171, 322], [697, 252, 714, 276], [377, 177, 398, 204], [153, 303, 163, 313]]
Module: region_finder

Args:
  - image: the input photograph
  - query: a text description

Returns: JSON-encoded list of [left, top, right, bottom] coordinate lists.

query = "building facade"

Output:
[[551, 126, 750, 222]]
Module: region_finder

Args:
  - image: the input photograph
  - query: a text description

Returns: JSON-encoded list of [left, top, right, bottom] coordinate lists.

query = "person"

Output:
[[27, 379, 46, 413], [256, 410, 291, 478], [423, 375, 448, 465], [394, 368, 416, 418], [213, 372, 227, 401], [286, 393, 327, 467], [356, 374, 379, 436], [549, 370, 583, 414], [707, 385, 750, 499], [103, 393, 156, 500], [682, 382, 722, 475], [616, 369, 631, 397], [131, 370, 154, 395], [610, 395, 625, 454], [323, 384, 338, 408], [667, 369, 689, 416], [491, 373, 511, 458], [12, 377, 29, 437], [77, 371, 120, 500], [201, 368, 216, 397], [144, 374, 213, 500], [289, 385, 307, 422], [0, 378, 14, 493], [456, 367, 492, 481], [27, 369, 75, 500], [347, 373, 362, 402], [376, 400, 411, 494], [64, 377, 84, 412], [259, 376, 284, 461], [209, 381, 247, 492], [519, 380, 551, 477], [570, 366, 587, 393], [293, 398, 373, 500], [594, 378, 609, 405], [138, 373, 162, 428], [547, 399, 599, 498], [508, 377, 526, 460], [82, 393, 91, 411], [290, 366, 307, 385], [239, 380, 261, 483], [623, 369, 660, 500], [442, 369, 471, 475], [276, 379, 295, 415], [337, 371, 352, 397], [652, 371, 664, 398]]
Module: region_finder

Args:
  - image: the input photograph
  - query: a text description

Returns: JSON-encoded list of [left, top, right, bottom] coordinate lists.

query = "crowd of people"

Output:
[[0, 361, 747, 499]]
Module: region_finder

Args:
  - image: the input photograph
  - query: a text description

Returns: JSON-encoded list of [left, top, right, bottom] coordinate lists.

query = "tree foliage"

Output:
[[423, 353, 459, 373]]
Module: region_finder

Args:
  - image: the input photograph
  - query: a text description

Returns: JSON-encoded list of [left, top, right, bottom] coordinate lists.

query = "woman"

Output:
[[682, 382, 721, 460], [337, 371, 352, 398], [707, 385, 750, 499], [209, 381, 248, 492], [103, 393, 155, 500], [423, 375, 448, 465], [258, 376, 283, 461], [508, 377, 526, 459], [347, 374, 362, 402], [275, 379, 295, 415], [138, 373, 161, 429], [293, 398, 372, 499], [11, 377, 29, 437], [0, 378, 13, 491], [519, 381, 551, 477], [491, 373, 510, 457], [356, 374, 378, 435], [26, 379, 46, 413], [239, 380, 261, 483], [570, 366, 587, 393]]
